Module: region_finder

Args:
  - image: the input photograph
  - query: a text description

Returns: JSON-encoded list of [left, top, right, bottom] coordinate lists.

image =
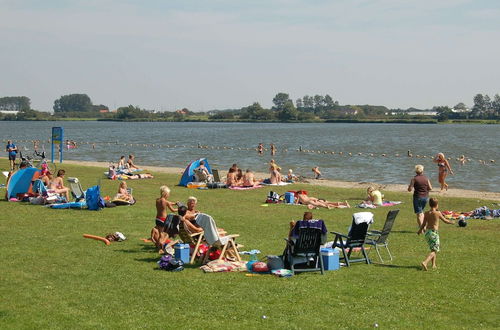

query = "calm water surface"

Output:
[[1, 121, 498, 192]]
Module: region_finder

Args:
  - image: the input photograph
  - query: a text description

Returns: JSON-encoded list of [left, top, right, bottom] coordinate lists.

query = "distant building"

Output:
[[406, 110, 437, 116], [451, 107, 470, 113], [99, 109, 109, 113], [176, 109, 189, 115], [0, 110, 19, 115]]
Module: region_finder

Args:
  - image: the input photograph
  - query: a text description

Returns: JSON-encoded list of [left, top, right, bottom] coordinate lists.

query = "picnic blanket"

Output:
[[200, 260, 248, 273], [228, 185, 263, 190]]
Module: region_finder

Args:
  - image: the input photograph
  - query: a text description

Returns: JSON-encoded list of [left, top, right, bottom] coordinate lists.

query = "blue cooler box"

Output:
[[285, 192, 295, 204], [321, 248, 340, 271], [174, 243, 190, 263]]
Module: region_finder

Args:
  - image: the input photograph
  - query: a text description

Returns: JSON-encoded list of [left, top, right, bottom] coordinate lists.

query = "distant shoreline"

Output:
[[2, 118, 499, 124]]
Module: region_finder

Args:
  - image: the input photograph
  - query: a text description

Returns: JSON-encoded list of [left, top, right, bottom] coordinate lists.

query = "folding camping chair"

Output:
[[365, 209, 400, 262], [212, 169, 221, 183], [331, 212, 373, 266], [193, 213, 241, 264], [67, 177, 85, 201], [284, 224, 325, 275]]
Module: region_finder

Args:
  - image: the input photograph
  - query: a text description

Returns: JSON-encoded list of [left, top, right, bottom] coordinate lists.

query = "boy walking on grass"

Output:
[[417, 198, 454, 271], [151, 186, 178, 254]]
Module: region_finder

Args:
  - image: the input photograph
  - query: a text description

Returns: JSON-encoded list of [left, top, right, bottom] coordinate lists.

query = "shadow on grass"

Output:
[[391, 230, 417, 234], [372, 263, 421, 270]]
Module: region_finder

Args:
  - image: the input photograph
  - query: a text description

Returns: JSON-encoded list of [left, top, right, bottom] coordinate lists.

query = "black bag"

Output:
[[266, 255, 284, 270], [207, 182, 218, 189]]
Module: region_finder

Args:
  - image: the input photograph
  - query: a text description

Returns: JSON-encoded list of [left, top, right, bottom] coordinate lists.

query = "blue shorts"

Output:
[[8, 154, 16, 161], [413, 197, 428, 214]]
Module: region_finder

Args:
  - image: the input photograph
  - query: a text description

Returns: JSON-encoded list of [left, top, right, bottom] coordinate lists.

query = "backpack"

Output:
[[158, 255, 184, 272]]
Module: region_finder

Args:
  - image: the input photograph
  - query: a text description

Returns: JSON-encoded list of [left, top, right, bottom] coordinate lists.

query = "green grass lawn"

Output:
[[1, 161, 499, 329]]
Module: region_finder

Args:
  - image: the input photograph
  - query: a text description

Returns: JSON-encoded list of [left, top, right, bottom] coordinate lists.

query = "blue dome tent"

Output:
[[7, 167, 40, 199], [178, 158, 212, 186]]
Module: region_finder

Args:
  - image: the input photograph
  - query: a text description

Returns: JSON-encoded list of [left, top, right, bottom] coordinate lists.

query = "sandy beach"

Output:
[[57, 159, 500, 201]]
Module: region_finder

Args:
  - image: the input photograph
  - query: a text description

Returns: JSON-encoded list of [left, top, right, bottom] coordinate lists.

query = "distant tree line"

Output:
[[1, 92, 499, 122]]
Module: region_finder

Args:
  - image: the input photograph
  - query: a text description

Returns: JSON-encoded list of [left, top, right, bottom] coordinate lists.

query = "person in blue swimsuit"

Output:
[[5, 140, 18, 171]]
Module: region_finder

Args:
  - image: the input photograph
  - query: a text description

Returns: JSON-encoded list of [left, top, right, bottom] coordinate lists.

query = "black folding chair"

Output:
[[284, 227, 325, 275], [331, 217, 371, 267]]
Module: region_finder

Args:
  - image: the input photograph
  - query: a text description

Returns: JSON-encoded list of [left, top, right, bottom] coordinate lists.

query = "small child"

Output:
[[286, 169, 298, 182], [366, 186, 384, 206], [312, 166, 322, 179], [417, 198, 454, 271], [116, 181, 132, 202], [151, 185, 179, 254]]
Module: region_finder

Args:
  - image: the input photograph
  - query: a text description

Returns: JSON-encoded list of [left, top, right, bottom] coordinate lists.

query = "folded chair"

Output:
[[194, 213, 241, 264], [284, 223, 325, 275], [67, 177, 85, 201], [331, 212, 373, 266], [365, 209, 399, 263]]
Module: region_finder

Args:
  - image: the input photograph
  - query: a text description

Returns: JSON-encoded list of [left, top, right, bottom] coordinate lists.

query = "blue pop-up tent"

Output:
[[7, 167, 40, 199], [178, 158, 212, 186]]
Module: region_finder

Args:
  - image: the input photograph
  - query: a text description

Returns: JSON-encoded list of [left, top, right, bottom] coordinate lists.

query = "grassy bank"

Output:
[[1, 161, 499, 329]]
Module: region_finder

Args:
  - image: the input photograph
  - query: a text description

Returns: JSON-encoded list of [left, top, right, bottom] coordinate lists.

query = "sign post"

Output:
[[51, 127, 64, 163]]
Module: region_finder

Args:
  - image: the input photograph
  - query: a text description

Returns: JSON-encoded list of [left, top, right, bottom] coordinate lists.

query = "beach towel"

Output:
[[356, 201, 402, 208], [261, 182, 291, 186], [353, 212, 374, 225], [228, 185, 263, 190], [199, 260, 247, 273]]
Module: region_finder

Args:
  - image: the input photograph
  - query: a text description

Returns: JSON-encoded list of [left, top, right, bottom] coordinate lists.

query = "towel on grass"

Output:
[[200, 260, 247, 273], [229, 185, 263, 190]]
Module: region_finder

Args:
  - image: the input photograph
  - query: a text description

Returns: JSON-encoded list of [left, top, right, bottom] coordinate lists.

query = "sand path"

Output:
[[59, 160, 499, 201]]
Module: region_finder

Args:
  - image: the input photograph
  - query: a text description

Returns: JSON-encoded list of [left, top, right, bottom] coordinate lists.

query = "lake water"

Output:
[[1, 121, 499, 192]]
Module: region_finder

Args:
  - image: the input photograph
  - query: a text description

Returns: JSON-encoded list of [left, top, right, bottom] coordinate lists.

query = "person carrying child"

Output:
[[151, 186, 179, 253], [417, 197, 455, 271]]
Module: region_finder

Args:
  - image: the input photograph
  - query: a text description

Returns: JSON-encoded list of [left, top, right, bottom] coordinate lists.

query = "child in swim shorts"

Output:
[[417, 198, 454, 270]]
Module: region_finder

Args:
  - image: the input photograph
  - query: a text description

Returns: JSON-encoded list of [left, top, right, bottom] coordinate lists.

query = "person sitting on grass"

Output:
[[296, 190, 350, 209], [242, 169, 261, 187], [286, 169, 298, 183], [365, 186, 384, 206], [269, 166, 282, 184], [417, 197, 454, 271], [127, 154, 139, 170], [115, 181, 133, 202], [226, 167, 241, 187], [49, 169, 70, 201], [151, 186, 179, 254], [194, 160, 213, 182]]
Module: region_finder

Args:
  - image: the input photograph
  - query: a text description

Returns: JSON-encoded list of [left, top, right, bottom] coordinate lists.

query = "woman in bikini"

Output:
[[49, 169, 70, 201], [433, 153, 453, 191]]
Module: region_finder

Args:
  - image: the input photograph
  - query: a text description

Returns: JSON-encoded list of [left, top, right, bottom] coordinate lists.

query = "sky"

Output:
[[0, 0, 499, 112]]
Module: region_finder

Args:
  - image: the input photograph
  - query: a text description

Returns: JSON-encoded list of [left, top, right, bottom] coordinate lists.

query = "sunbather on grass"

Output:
[[297, 191, 350, 209]]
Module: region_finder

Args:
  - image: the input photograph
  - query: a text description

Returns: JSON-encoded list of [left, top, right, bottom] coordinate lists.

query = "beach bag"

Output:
[[266, 255, 284, 270], [86, 185, 105, 211], [207, 182, 218, 189], [266, 191, 281, 203], [158, 255, 184, 272], [252, 262, 269, 273]]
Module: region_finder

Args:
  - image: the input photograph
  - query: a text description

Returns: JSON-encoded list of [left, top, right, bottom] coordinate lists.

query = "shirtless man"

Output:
[[417, 198, 454, 270], [151, 186, 178, 253], [242, 169, 260, 187], [269, 167, 282, 184], [296, 191, 350, 209], [226, 167, 240, 186]]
